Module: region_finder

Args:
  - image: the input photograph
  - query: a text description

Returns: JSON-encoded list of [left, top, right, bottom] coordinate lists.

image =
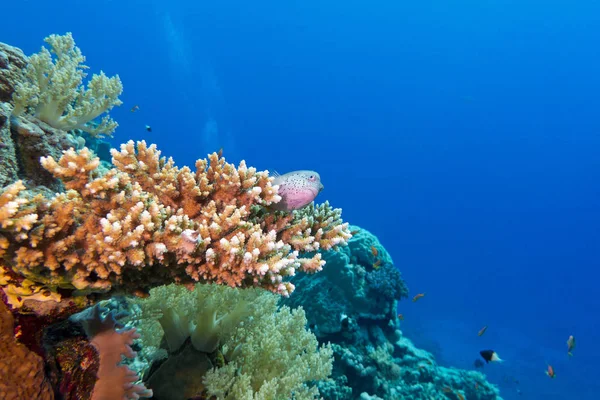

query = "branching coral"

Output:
[[11, 32, 122, 137], [0, 141, 351, 306], [366, 265, 408, 301]]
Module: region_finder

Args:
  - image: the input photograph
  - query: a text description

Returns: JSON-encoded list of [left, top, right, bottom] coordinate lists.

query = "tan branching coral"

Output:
[[0, 141, 351, 306]]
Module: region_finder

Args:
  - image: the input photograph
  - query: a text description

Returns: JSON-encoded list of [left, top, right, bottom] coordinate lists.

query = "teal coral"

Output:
[[283, 225, 407, 335], [284, 225, 502, 399]]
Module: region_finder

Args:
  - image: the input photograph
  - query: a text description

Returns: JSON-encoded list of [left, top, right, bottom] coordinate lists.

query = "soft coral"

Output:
[[12, 32, 122, 137]]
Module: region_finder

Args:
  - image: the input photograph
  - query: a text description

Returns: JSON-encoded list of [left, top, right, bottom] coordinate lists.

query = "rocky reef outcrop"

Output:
[[285, 225, 503, 400]]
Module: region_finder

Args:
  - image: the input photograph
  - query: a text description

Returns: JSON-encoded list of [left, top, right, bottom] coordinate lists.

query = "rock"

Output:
[[0, 42, 27, 103]]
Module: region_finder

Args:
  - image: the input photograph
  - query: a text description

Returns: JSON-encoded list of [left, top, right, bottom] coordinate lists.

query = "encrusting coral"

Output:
[[0, 300, 54, 399], [11, 32, 123, 137], [0, 140, 351, 307]]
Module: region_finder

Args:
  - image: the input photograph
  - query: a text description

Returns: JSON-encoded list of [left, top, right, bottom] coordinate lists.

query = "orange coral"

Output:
[[0, 141, 351, 305], [0, 301, 53, 399]]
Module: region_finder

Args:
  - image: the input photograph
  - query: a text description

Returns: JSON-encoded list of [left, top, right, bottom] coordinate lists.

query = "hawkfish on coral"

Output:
[[0, 141, 352, 307], [270, 170, 324, 212]]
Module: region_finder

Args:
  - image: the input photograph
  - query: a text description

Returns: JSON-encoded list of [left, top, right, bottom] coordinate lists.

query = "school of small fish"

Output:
[[370, 245, 384, 269], [399, 284, 578, 396]]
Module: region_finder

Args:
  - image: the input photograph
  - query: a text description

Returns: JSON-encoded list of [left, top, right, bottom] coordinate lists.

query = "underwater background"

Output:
[[2, 0, 599, 399]]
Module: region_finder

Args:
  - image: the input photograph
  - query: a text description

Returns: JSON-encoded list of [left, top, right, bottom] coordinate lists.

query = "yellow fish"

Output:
[[478, 325, 488, 337]]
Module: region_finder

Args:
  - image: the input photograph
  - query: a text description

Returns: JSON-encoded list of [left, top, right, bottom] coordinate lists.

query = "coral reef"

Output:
[[0, 42, 27, 103], [88, 321, 153, 399], [0, 295, 149, 400], [284, 225, 502, 400], [0, 33, 499, 400], [126, 283, 333, 399], [31, 302, 152, 400], [283, 225, 408, 336], [1, 36, 351, 306], [0, 34, 350, 399], [1, 42, 28, 187]]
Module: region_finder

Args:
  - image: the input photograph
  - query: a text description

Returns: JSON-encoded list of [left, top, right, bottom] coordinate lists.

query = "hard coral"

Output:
[[0, 141, 351, 306], [11, 32, 122, 137], [283, 225, 405, 335], [0, 102, 18, 188], [366, 264, 408, 302], [0, 300, 53, 399], [284, 225, 502, 400]]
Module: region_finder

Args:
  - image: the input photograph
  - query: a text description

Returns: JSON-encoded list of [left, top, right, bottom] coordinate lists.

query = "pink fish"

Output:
[[271, 170, 323, 211]]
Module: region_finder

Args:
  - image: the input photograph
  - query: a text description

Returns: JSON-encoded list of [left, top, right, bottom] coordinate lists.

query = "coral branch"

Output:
[[0, 141, 351, 306]]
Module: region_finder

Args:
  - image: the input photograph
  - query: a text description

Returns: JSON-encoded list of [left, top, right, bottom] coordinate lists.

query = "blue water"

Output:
[[3, 1, 599, 399]]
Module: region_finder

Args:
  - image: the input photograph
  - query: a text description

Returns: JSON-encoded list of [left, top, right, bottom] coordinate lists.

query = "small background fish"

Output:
[[270, 170, 323, 212]]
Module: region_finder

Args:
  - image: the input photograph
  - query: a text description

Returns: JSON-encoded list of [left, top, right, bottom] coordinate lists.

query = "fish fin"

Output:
[[568, 352, 573, 357], [272, 170, 281, 177]]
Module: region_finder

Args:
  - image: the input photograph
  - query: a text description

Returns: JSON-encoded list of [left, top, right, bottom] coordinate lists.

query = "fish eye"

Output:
[[308, 175, 315, 181]]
